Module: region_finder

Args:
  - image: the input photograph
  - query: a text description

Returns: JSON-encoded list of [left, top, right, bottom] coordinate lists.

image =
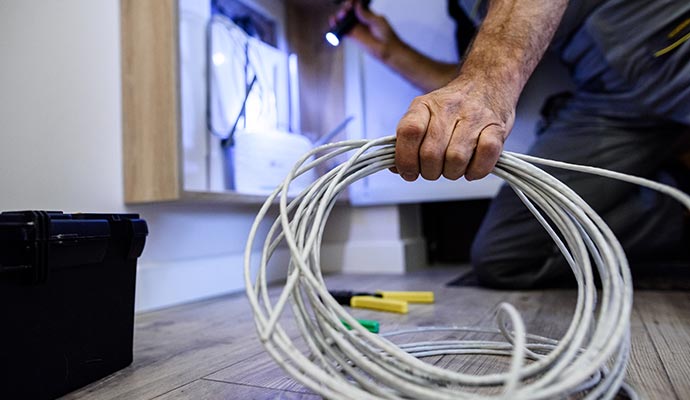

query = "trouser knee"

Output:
[[470, 235, 520, 290], [470, 233, 571, 290]]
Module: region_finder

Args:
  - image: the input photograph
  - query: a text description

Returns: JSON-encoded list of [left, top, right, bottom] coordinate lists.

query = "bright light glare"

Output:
[[325, 32, 340, 47], [213, 52, 226, 66]]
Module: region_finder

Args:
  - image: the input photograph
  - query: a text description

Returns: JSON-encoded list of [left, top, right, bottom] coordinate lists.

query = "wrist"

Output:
[[445, 63, 518, 126], [378, 34, 407, 64], [457, 46, 524, 110]]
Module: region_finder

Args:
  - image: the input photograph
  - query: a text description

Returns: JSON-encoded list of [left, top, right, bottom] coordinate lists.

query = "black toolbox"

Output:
[[0, 211, 148, 399]]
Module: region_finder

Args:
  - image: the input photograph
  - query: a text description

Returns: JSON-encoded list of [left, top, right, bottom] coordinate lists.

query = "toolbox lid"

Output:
[[0, 211, 148, 284]]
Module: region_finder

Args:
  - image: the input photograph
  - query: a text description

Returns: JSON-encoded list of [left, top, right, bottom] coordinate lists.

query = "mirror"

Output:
[[180, 0, 313, 197]]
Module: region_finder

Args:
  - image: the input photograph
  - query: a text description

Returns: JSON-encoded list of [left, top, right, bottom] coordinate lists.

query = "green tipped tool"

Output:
[[341, 318, 380, 334]]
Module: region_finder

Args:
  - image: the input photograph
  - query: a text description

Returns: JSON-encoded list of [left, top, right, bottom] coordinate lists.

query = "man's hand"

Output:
[[329, 1, 403, 62], [329, 1, 460, 93], [394, 0, 568, 182], [396, 74, 515, 182]]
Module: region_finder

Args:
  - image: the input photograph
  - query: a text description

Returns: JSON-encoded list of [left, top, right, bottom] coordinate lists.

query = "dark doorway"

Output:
[[421, 199, 491, 264]]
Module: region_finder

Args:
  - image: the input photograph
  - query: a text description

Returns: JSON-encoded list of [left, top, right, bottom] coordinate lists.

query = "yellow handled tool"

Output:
[[350, 296, 408, 314], [376, 291, 434, 304]]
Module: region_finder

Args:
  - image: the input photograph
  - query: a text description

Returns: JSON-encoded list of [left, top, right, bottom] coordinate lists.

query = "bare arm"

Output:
[[378, 31, 460, 93], [395, 0, 568, 182], [336, 2, 460, 93]]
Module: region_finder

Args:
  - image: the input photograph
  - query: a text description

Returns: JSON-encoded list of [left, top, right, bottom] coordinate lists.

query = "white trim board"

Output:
[[136, 249, 288, 312], [134, 237, 423, 312]]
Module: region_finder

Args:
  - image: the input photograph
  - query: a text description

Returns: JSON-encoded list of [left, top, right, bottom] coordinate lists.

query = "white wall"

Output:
[[0, 0, 299, 311], [0, 0, 429, 314], [0, 0, 423, 312]]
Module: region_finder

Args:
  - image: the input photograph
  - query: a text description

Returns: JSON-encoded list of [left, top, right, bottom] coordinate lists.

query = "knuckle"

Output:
[[479, 129, 505, 157], [419, 144, 443, 162], [445, 148, 469, 166], [481, 139, 502, 157], [407, 96, 425, 110], [396, 119, 424, 138], [412, 95, 426, 104]]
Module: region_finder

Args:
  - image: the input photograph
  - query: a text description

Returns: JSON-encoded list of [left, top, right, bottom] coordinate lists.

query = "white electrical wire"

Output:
[[244, 135, 690, 400]]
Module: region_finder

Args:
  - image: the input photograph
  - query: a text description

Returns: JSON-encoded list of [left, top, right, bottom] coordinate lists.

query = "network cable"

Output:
[[244, 136, 690, 400]]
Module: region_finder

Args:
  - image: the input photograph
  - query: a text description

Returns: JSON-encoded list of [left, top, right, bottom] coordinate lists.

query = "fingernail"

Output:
[[402, 173, 416, 181]]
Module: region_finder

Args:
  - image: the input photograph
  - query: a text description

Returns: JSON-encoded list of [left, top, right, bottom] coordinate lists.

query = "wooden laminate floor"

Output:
[[61, 267, 690, 400]]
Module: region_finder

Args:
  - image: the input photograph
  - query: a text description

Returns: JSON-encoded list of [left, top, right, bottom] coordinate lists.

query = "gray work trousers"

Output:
[[470, 1, 690, 289], [471, 94, 687, 289]]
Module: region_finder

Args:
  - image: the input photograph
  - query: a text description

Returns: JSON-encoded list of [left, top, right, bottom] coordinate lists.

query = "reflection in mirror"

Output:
[[208, 15, 280, 143], [180, 0, 314, 196]]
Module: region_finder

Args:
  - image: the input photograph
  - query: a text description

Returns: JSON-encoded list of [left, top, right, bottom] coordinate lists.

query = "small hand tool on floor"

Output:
[[341, 318, 380, 333], [370, 290, 435, 304], [329, 290, 408, 313], [329, 290, 435, 314]]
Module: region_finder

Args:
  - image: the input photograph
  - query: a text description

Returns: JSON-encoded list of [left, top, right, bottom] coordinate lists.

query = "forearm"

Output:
[[393, 0, 569, 183], [343, 2, 460, 93], [457, 0, 568, 110], [383, 41, 460, 93]]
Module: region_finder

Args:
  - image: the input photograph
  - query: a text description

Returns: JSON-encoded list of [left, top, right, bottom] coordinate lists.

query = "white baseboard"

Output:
[[135, 237, 426, 312], [135, 248, 290, 312], [321, 237, 426, 274]]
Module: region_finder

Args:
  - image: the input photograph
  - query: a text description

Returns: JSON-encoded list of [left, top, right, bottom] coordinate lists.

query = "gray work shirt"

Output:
[[455, 0, 690, 124], [455, 0, 604, 51]]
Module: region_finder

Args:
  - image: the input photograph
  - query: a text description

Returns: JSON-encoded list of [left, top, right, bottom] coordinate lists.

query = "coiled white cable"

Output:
[[244, 136, 690, 400]]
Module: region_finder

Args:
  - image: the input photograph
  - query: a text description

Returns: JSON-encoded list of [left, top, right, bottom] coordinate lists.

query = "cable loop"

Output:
[[245, 136, 690, 399]]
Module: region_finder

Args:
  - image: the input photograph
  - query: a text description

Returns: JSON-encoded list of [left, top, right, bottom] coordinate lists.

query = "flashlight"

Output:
[[325, 0, 371, 47]]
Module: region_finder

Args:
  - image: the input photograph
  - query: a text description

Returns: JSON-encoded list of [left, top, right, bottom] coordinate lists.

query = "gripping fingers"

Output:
[[442, 119, 477, 181], [419, 115, 455, 181], [465, 124, 506, 181], [395, 100, 430, 181]]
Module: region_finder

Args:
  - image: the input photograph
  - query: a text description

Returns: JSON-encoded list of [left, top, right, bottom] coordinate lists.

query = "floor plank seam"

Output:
[[197, 349, 268, 380], [199, 333, 306, 381], [200, 377, 314, 395], [149, 379, 205, 400]]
